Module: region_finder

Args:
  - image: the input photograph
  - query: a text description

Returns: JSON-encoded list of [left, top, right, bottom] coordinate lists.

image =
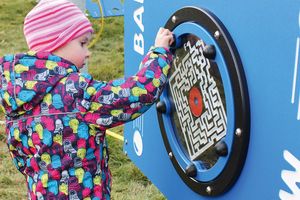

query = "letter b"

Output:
[[134, 33, 144, 55]]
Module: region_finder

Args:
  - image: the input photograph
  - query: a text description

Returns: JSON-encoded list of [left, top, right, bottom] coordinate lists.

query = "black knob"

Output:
[[156, 101, 166, 113], [185, 163, 197, 177], [214, 141, 228, 157], [203, 45, 216, 60], [170, 34, 177, 49], [170, 34, 183, 53]]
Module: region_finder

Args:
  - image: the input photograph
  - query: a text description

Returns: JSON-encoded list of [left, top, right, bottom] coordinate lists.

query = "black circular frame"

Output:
[[157, 7, 250, 196]]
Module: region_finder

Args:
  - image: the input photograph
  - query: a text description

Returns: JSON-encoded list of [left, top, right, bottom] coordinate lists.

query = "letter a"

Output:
[[134, 7, 144, 32]]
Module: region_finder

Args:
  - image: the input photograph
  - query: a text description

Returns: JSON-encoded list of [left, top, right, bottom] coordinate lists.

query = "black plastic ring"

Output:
[[157, 6, 250, 196]]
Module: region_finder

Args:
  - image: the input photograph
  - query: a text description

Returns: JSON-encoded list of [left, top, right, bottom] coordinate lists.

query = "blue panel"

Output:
[[124, 1, 300, 199], [86, 0, 124, 18]]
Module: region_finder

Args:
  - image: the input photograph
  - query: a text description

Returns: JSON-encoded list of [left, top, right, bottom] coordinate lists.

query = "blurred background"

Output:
[[0, 0, 165, 199]]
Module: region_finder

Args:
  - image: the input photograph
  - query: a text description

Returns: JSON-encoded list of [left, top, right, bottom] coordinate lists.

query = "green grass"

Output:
[[0, 0, 165, 199]]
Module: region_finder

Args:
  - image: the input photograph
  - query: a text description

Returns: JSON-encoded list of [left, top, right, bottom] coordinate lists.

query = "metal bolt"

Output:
[[206, 186, 212, 194], [172, 15, 177, 24], [124, 151, 128, 156], [235, 128, 242, 137], [125, 139, 128, 145], [214, 30, 220, 40], [168, 152, 173, 159]]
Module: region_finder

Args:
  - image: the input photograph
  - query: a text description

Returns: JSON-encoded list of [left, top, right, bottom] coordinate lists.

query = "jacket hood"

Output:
[[0, 51, 78, 118]]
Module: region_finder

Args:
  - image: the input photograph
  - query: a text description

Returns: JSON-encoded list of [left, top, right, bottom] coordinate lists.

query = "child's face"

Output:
[[53, 32, 92, 68]]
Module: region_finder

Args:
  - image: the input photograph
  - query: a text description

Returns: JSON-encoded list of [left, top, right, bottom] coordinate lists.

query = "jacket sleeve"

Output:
[[0, 56, 6, 115], [79, 47, 173, 130]]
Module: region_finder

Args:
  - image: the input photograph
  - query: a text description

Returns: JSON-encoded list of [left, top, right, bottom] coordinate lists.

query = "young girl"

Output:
[[0, 0, 173, 199]]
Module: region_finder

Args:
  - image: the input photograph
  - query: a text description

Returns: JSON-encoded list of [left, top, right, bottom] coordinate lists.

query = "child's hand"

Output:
[[154, 28, 174, 49]]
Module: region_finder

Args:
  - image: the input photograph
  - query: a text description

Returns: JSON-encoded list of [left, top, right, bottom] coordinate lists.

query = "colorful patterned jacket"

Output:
[[0, 47, 173, 200]]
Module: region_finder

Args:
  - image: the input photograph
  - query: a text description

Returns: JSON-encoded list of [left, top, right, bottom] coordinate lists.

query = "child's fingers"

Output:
[[155, 28, 174, 48], [161, 28, 171, 36], [166, 29, 173, 35], [166, 34, 174, 43], [158, 27, 164, 34], [158, 28, 172, 36]]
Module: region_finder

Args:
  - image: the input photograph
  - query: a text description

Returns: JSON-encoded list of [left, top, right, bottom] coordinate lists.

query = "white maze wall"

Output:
[[169, 39, 227, 161]]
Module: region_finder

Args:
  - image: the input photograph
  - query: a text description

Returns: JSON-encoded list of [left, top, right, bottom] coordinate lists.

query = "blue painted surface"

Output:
[[123, 1, 300, 199]]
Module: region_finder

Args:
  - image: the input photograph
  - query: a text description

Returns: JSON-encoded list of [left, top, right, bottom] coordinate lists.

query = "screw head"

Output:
[[124, 151, 128, 156], [214, 30, 220, 40], [168, 152, 173, 158], [172, 15, 177, 23], [125, 139, 128, 145], [235, 128, 242, 137], [206, 186, 212, 194]]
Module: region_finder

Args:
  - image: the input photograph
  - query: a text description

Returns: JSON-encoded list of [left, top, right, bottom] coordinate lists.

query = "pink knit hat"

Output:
[[24, 0, 93, 52]]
